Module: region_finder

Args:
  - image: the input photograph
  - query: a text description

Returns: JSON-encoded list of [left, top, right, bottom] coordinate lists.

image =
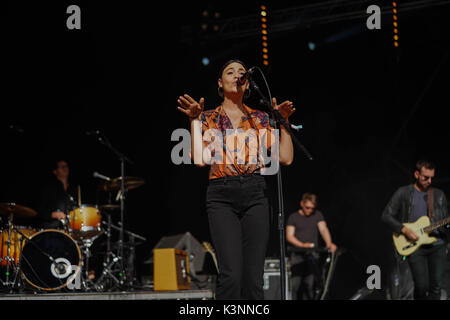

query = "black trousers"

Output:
[[206, 174, 270, 300], [407, 243, 447, 300], [290, 252, 320, 300]]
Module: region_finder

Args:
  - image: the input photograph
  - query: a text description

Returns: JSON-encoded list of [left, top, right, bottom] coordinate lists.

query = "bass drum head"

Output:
[[21, 229, 81, 291]]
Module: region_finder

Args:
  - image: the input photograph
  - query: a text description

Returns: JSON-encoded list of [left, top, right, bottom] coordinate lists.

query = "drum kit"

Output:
[[0, 176, 146, 294]]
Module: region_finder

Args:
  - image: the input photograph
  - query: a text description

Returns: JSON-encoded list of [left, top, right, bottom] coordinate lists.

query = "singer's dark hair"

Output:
[[218, 59, 248, 79], [218, 59, 251, 100]]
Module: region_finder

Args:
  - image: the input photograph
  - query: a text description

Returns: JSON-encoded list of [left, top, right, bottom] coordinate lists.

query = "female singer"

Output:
[[177, 59, 295, 299]]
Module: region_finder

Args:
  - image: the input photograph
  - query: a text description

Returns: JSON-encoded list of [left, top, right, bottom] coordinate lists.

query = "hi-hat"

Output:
[[0, 203, 37, 218], [98, 176, 145, 192]]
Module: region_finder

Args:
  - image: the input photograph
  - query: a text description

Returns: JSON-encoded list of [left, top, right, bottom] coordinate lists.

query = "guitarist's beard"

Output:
[[415, 180, 431, 192]]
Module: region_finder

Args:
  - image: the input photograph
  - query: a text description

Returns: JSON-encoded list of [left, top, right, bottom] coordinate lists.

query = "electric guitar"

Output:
[[393, 215, 450, 256], [202, 241, 219, 274]]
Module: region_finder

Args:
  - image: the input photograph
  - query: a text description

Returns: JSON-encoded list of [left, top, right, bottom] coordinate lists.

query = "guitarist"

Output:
[[381, 160, 449, 300]]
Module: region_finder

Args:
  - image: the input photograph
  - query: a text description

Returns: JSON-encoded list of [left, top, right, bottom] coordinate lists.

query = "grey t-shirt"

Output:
[[287, 210, 324, 248], [409, 189, 428, 223]]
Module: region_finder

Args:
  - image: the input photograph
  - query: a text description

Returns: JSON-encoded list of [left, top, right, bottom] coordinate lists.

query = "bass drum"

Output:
[[21, 229, 82, 291]]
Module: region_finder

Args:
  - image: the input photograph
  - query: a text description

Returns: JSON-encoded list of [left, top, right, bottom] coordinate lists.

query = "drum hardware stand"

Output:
[[116, 221, 146, 288], [89, 130, 134, 288], [93, 252, 121, 291], [103, 212, 113, 267], [4, 211, 14, 288], [10, 228, 29, 293], [1, 211, 25, 290], [98, 220, 146, 289], [93, 209, 115, 290], [78, 238, 96, 291]]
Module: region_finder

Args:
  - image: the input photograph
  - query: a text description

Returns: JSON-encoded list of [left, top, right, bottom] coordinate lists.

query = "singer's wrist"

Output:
[[189, 115, 201, 121]]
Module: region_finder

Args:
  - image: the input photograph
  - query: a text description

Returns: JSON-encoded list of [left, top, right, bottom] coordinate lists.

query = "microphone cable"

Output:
[[320, 250, 337, 300]]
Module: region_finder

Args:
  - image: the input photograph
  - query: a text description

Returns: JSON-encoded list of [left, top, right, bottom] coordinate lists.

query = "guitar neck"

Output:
[[424, 216, 450, 233]]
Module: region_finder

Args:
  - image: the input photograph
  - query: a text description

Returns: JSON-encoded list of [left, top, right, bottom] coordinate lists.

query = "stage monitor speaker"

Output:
[[152, 232, 206, 276], [154, 248, 190, 291]]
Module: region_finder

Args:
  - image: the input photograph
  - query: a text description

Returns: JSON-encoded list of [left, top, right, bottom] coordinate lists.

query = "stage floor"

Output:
[[0, 289, 214, 300]]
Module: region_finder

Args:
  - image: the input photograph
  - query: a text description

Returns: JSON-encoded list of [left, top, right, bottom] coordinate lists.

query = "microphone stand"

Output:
[[248, 77, 313, 300], [90, 131, 134, 288]]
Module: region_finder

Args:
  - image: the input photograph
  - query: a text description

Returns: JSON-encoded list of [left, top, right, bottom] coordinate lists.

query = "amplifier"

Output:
[[154, 248, 190, 291]]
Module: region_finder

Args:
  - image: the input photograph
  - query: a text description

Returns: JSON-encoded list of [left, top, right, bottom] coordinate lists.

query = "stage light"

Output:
[[392, 2, 399, 48], [260, 4, 269, 67], [200, 7, 221, 35], [202, 57, 210, 66], [308, 42, 316, 51]]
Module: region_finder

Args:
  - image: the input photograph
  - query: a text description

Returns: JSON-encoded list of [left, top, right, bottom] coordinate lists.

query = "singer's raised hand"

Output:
[[272, 97, 295, 120], [177, 94, 204, 120]]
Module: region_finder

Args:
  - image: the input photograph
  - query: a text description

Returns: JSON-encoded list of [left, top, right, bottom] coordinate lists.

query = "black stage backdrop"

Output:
[[3, 0, 450, 299]]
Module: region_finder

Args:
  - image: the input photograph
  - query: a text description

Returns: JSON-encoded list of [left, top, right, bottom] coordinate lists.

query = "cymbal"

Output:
[[97, 176, 145, 192], [0, 203, 37, 218]]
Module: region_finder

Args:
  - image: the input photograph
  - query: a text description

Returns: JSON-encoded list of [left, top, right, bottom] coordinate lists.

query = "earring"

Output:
[[218, 87, 224, 98], [244, 87, 251, 99]]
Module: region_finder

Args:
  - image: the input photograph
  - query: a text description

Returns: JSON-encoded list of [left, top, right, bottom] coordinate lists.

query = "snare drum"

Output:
[[68, 204, 102, 240], [0, 226, 38, 266], [21, 229, 82, 291]]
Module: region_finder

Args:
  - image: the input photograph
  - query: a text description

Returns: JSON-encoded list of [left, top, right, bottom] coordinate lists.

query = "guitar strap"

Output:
[[427, 187, 434, 220]]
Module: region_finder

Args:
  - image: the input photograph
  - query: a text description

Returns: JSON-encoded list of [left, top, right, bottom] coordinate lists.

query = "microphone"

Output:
[[236, 67, 256, 86], [93, 171, 111, 181]]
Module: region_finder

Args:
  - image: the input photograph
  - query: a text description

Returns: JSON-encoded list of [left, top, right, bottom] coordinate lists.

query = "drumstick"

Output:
[[78, 185, 81, 206]]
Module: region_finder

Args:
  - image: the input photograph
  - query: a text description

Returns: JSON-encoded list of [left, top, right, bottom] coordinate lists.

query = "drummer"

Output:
[[37, 159, 77, 229]]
